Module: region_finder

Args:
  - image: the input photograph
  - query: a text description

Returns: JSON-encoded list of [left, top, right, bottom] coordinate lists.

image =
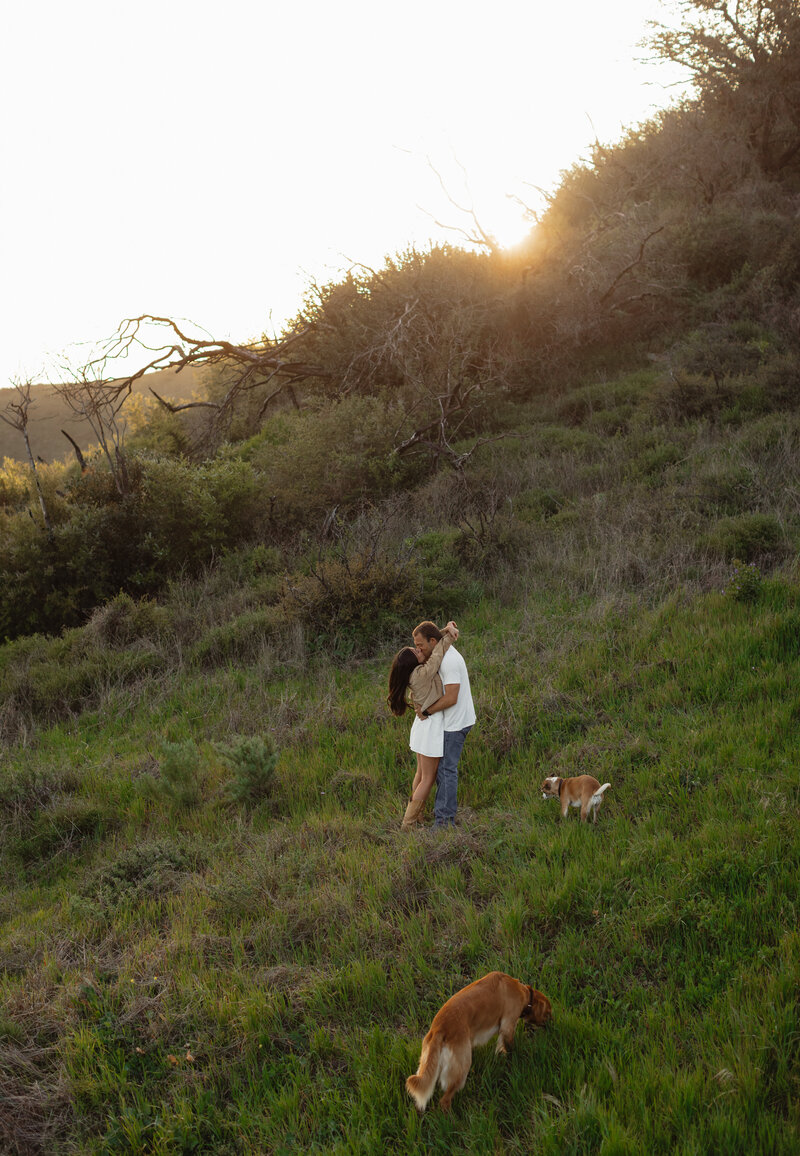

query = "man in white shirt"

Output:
[[412, 620, 476, 827]]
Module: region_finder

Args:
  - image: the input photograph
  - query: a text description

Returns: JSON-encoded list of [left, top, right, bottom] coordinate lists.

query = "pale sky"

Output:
[[1, 0, 688, 387]]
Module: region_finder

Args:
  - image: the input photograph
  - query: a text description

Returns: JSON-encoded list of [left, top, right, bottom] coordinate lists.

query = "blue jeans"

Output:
[[434, 726, 472, 827]]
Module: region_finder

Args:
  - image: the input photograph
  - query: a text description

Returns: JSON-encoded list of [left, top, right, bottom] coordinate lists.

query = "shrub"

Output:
[[0, 766, 79, 832], [8, 796, 110, 865], [411, 530, 474, 619], [89, 838, 197, 909], [705, 513, 783, 561], [0, 455, 269, 641], [241, 396, 409, 527], [454, 520, 527, 576], [0, 459, 31, 509], [514, 488, 563, 523], [0, 629, 163, 736], [649, 372, 739, 422], [280, 547, 420, 655], [552, 374, 649, 426], [757, 352, 800, 409], [214, 735, 279, 807], [146, 740, 203, 810], [674, 211, 784, 291], [190, 607, 283, 668], [142, 456, 264, 567], [629, 442, 683, 482], [86, 592, 170, 648], [586, 404, 634, 435], [722, 559, 763, 604], [695, 466, 754, 514]]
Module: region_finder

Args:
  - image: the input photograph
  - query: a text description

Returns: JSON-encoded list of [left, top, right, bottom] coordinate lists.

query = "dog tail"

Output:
[[406, 1032, 444, 1111], [593, 783, 611, 801]]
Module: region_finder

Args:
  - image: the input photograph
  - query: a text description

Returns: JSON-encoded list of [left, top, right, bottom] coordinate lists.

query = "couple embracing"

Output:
[[388, 619, 476, 830]]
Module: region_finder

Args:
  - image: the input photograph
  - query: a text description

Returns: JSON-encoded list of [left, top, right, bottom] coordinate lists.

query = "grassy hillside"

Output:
[[1, 364, 799, 1153]]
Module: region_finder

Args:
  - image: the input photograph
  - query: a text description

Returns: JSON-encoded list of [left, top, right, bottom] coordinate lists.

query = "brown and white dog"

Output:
[[406, 971, 552, 1112], [541, 774, 611, 822]]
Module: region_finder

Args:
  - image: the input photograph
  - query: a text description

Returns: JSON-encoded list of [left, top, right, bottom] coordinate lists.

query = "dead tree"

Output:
[[0, 381, 53, 536], [91, 315, 331, 451], [419, 157, 502, 255], [53, 370, 134, 496], [368, 297, 515, 471]]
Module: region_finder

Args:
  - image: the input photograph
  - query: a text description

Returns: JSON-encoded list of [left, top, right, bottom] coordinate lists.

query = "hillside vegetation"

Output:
[[2, 2, 800, 1152]]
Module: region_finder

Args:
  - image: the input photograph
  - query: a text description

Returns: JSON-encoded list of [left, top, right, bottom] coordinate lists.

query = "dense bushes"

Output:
[[705, 513, 784, 561], [281, 546, 421, 656], [0, 456, 266, 641], [237, 395, 410, 526]]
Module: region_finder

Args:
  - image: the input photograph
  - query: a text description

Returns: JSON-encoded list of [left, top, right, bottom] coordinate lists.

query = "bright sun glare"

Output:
[[1, 0, 684, 386]]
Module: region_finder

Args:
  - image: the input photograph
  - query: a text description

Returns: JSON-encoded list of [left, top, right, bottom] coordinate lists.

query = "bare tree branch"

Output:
[[599, 226, 665, 305], [418, 157, 501, 255], [83, 314, 334, 451], [1, 382, 53, 535], [61, 428, 87, 472]]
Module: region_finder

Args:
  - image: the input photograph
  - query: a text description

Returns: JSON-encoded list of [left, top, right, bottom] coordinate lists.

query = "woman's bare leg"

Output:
[[412, 755, 439, 805], [410, 754, 423, 797], [402, 754, 440, 829]]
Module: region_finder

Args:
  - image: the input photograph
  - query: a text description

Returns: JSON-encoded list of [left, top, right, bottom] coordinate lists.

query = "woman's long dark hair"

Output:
[[387, 647, 420, 716]]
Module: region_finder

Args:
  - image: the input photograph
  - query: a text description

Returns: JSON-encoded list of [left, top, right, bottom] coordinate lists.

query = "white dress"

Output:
[[409, 710, 444, 758]]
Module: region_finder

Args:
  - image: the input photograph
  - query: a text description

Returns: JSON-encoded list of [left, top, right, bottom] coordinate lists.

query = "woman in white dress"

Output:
[[387, 621, 458, 829]]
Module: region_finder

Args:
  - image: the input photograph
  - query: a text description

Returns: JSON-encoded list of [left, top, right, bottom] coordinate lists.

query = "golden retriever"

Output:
[[406, 970, 552, 1112]]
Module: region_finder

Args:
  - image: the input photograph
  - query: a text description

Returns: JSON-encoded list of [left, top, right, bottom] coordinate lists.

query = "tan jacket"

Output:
[[408, 632, 452, 713]]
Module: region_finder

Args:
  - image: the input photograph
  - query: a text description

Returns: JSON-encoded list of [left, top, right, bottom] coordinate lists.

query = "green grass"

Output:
[[2, 577, 799, 1154]]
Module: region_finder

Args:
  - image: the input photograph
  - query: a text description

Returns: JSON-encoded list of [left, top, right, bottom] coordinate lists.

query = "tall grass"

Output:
[[1, 570, 799, 1153], [1, 372, 799, 1152]]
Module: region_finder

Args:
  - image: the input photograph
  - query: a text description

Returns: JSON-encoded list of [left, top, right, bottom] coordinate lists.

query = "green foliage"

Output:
[[2, 583, 800, 1152], [705, 512, 783, 561], [671, 322, 771, 384], [410, 529, 475, 618], [139, 455, 264, 572], [675, 212, 784, 291], [696, 465, 754, 514], [646, 0, 800, 177], [190, 606, 282, 667], [147, 739, 203, 810], [0, 765, 93, 866], [649, 371, 750, 423], [89, 838, 197, 909], [214, 734, 279, 807], [0, 457, 31, 508], [628, 440, 683, 483], [86, 591, 170, 648], [0, 627, 164, 739], [723, 558, 764, 603], [5, 13, 800, 1145], [280, 547, 421, 654], [0, 455, 268, 640], [7, 794, 109, 865], [514, 488, 563, 523], [756, 350, 800, 409], [240, 395, 409, 526]]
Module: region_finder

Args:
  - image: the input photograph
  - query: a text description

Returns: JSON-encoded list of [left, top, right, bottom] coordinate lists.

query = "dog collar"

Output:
[[558, 778, 564, 797]]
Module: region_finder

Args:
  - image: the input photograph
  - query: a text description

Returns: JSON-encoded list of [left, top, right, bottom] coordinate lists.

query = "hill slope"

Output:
[[1, 437, 798, 1152]]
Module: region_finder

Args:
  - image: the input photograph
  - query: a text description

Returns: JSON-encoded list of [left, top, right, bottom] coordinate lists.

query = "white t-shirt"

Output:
[[438, 645, 476, 731]]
